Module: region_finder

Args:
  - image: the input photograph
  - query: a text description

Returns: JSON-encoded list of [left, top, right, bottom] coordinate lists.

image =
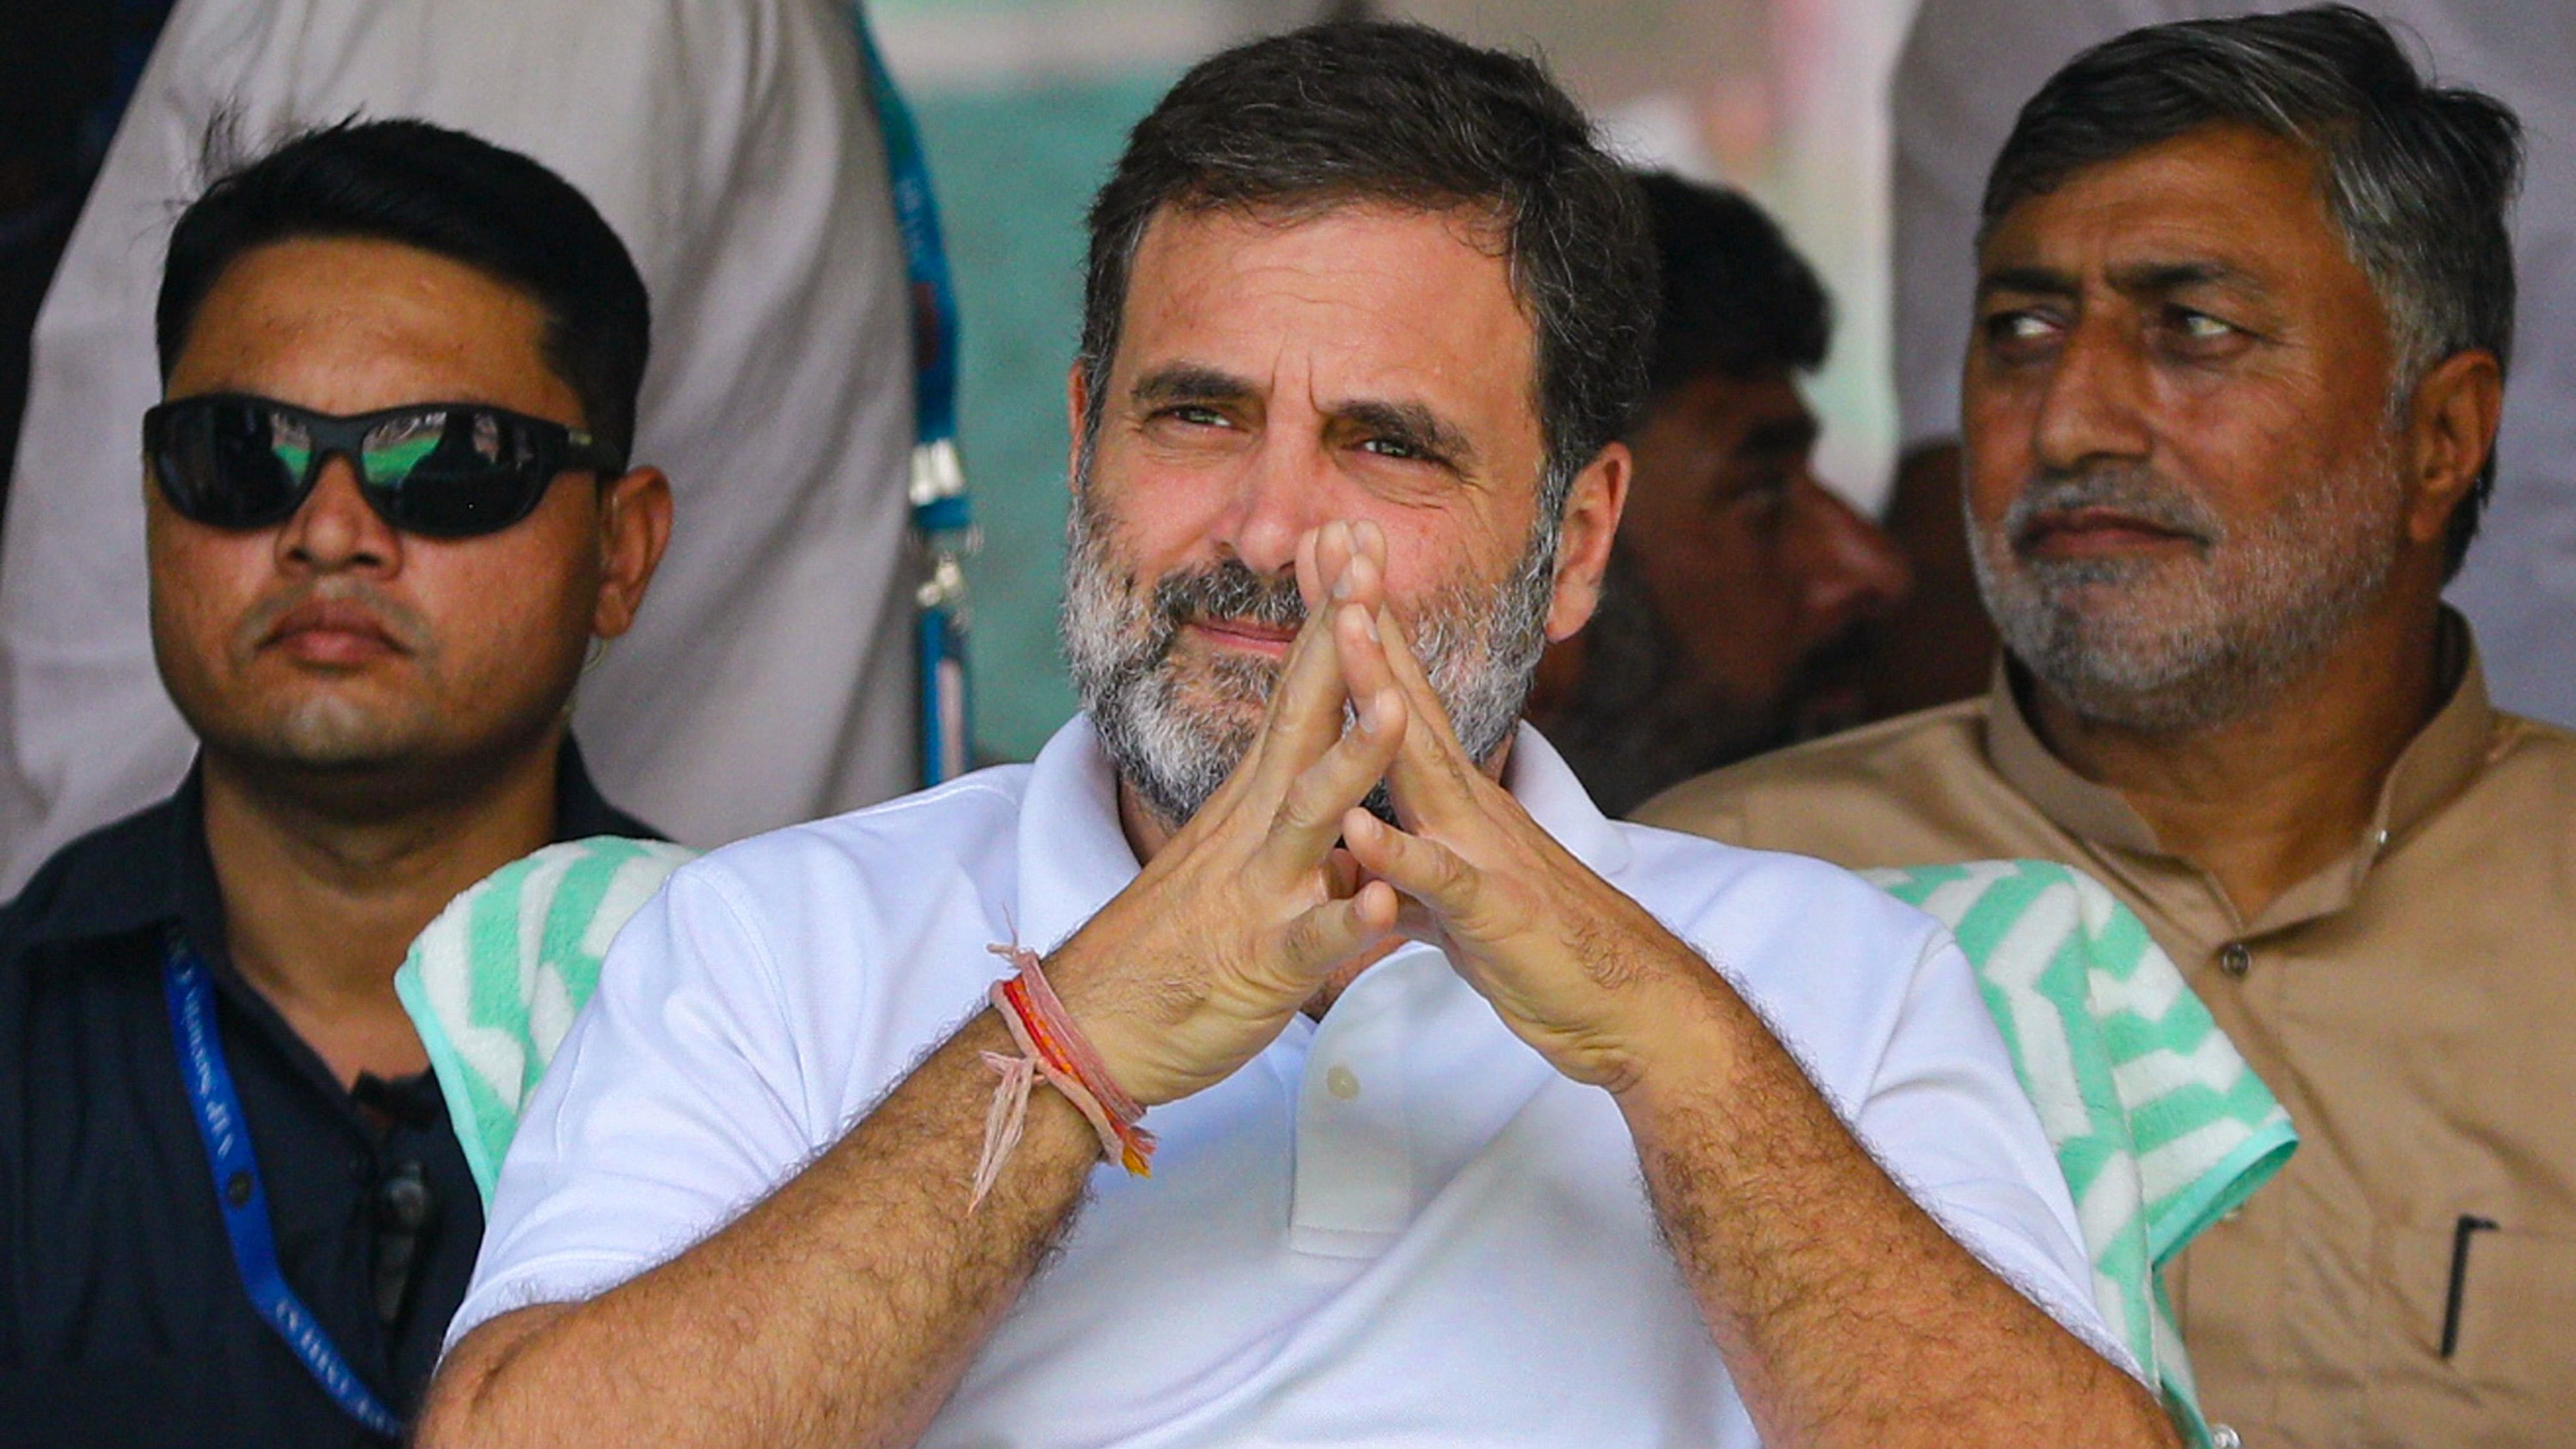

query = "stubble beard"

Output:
[[164, 578, 451, 773], [1966, 437, 2406, 734], [1060, 485, 1557, 834]]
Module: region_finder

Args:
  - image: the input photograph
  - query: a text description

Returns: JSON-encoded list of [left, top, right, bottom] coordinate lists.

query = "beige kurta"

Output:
[[1639, 624, 2576, 1449]]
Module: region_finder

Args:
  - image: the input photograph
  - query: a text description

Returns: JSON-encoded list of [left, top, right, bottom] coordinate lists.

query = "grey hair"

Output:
[[1981, 4, 2521, 578]]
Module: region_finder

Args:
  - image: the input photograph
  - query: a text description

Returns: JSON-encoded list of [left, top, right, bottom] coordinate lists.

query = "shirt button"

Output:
[[1325, 1065, 1361, 1100], [2218, 942, 2252, 979], [2211, 1426, 2242, 1449]]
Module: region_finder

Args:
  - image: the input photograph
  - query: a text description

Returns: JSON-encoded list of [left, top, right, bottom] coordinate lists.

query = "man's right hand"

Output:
[[1045, 520, 1410, 1107]]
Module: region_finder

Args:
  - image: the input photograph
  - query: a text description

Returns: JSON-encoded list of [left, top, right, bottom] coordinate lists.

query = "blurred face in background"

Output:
[[1530, 366, 1910, 814], [1060, 200, 1622, 829]]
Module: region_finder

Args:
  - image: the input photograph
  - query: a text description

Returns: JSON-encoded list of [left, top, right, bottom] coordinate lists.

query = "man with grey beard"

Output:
[[420, 23, 2172, 1449], [1641, 8, 2576, 1444]]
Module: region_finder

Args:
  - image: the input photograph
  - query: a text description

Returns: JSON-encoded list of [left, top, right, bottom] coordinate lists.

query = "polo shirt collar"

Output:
[[1981, 609, 2497, 927], [1013, 715, 1631, 958]]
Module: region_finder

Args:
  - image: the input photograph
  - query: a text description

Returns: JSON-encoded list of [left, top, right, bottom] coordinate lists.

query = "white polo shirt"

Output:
[[457, 718, 2129, 1446]]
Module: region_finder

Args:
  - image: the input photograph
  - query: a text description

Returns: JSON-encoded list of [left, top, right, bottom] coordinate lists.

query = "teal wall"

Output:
[[917, 78, 1174, 763]]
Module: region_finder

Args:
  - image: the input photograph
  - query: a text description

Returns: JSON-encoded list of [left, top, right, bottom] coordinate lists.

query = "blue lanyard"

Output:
[[852, 5, 976, 787], [853, 8, 959, 456], [161, 933, 404, 1439]]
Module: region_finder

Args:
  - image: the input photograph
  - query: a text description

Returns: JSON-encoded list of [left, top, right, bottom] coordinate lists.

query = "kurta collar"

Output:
[[1979, 609, 2498, 929]]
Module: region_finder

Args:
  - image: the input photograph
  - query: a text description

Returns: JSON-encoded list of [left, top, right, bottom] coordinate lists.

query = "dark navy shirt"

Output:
[[0, 741, 652, 1446]]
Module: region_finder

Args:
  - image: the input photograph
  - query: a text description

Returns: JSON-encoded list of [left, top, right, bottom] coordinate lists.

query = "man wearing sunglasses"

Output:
[[0, 120, 669, 1445]]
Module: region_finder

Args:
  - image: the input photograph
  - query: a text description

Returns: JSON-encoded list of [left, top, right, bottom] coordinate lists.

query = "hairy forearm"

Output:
[[416, 1009, 1102, 1449], [1620, 970, 2176, 1449]]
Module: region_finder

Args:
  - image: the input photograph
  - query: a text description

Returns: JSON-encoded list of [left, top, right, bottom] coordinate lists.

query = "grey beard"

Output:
[[1060, 494, 1557, 834], [1968, 450, 2402, 734]]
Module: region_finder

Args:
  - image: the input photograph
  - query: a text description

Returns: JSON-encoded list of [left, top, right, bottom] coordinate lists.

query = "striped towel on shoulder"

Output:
[[1865, 859, 2296, 1449], [394, 836, 699, 1201]]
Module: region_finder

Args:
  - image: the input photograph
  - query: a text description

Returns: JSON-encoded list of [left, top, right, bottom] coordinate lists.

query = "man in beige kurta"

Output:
[[1642, 10, 2575, 1447]]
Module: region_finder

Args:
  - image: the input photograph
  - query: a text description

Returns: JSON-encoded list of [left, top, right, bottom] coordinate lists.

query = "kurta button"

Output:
[[224, 1170, 253, 1208], [2218, 942, 2252, 978], [2211, 1426, 2242, 1449], [1326, 1065, 1361, 1100]]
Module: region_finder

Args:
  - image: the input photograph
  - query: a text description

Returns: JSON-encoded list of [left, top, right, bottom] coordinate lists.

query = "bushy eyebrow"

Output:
[[1333, 399, 1477, 468], [1130, 363, 1256, 410], [1129, 362, 1480, 470], [1978, 259, 2256, 300]]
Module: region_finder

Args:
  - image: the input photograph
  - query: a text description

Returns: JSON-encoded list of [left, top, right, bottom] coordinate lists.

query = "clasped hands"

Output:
[[1047, 520, 1726, 1112]]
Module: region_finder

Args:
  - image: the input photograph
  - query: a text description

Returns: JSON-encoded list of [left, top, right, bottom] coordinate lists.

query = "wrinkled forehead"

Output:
[[1978, 124, 2352, 294], [1111, 200, 1544, 439]]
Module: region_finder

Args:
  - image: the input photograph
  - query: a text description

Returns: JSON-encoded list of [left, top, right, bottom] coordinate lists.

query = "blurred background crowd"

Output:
[[12, 0, 2569, 843]]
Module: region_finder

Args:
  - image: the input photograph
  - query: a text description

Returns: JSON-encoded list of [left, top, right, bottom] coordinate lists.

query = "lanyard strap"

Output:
[[161, 935, 404, 1439], [852, 5, 978, 786], [853, 4, 960, 459]]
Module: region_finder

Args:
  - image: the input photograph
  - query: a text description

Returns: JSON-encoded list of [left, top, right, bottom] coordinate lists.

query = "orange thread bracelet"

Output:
[[970, 943, 1155, 1210]]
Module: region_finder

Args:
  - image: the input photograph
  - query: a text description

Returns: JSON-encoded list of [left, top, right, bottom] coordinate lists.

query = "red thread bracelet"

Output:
[[970, 943, 1155, 1210]]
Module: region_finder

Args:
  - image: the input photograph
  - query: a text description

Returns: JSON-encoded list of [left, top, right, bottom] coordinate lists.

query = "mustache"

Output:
[[232, 578, 431, 655], [1150, 557, 1306, 631], [2004, 466, 2221, 550]]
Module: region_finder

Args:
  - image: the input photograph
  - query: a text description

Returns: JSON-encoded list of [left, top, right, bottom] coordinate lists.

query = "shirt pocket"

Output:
[[2363, 1214, 2576, 1446]]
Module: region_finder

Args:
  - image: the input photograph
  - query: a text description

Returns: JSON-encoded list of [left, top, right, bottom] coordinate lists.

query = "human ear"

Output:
[[590, 466, 674, 640], [2400, 349, 2503, 550], [1541, 442, 1630, 643], [1066, 363, 1090, 501]]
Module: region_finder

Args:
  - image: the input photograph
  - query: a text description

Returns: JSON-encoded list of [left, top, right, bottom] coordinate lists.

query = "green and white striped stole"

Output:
[[396, 836, 701, 1201], [1865, 859, 2297, 1449]]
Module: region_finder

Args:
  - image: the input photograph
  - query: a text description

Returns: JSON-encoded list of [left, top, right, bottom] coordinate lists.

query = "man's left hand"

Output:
[[1332, 540, 1725, 1096]]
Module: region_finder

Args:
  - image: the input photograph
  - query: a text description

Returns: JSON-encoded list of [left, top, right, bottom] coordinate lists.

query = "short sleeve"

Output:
[[446, 863, 818, 1348], [1852, 930, 2145, 1381]]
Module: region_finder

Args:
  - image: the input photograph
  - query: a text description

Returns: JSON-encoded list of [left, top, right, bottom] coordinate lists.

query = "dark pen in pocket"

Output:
[[2440, 1213, 2499, 1360]]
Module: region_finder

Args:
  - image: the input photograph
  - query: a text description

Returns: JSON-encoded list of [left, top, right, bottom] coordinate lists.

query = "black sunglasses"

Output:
[[143, 393, 626, 539]]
